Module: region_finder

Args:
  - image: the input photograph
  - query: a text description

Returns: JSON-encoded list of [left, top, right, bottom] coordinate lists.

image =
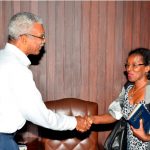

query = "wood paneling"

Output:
[[0, 1, 150, 149]]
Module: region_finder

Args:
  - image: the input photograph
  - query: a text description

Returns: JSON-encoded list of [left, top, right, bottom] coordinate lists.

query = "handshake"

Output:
[[75, 116, 93, 132]]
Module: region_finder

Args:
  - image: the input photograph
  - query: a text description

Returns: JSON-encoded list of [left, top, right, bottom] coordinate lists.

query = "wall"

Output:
[[0, 1, 150, 149]]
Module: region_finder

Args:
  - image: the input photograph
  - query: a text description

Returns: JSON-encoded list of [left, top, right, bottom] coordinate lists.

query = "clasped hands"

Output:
[[75, 116, 93, 132]]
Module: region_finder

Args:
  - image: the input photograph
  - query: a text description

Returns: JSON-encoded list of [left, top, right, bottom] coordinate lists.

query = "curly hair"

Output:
[[128, 48, 150, 80]]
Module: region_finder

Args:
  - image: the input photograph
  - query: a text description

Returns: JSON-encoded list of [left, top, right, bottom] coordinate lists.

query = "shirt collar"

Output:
[[5, 43, 31, 67]]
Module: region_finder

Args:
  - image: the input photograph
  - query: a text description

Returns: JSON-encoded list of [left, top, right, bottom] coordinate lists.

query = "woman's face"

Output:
[[125, 54, 149, 82]]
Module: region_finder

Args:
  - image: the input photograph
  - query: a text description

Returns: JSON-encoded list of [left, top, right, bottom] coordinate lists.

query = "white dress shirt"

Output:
[[0, 43, 77, 133]]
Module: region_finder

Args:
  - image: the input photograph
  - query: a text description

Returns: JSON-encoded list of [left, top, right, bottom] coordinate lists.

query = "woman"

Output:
[[90, 48, 150, 149]]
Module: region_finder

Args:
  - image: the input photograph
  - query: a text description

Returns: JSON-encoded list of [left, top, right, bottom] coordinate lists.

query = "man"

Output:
[[0, 12, 92, 150]]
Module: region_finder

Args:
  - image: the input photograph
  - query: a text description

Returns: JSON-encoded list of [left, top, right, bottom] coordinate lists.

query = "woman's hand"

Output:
[[75, 116, 92, 132], [131, 119, 150, 142]]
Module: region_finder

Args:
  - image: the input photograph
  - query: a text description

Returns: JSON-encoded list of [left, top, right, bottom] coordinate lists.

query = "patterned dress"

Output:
[[122, 85, 149, 150]]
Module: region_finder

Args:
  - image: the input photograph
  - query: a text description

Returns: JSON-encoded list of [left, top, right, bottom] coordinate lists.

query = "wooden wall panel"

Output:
[[0, 1, 3, 46], [80, 2, 90, 100], [72, 1, 82, 98], [105, 1, 116, 109], [97, 1, 107, 114], [55, 1, 65, 99], [89, 1, 98, 102], [123, 2, 133, 59], [64, 1, 74, 97], [47, 1, 56, 100], [132, 1, 141, 48], [140, 2, 150, 47], [0, 1, 150, 149], [113, 1, 124, 97]]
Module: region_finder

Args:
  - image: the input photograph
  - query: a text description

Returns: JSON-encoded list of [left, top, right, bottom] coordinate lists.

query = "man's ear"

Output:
[[19, 35, 27, 45]]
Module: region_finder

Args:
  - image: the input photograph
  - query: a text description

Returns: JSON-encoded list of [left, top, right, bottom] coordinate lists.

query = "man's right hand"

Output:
[[75, 116, 92, 132]]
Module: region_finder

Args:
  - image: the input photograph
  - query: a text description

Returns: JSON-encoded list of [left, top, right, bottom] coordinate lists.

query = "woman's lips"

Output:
[[127, 73, 134, 79]]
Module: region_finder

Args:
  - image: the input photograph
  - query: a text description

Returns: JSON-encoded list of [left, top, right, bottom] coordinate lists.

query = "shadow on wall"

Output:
[[28, 46, 45, 65]]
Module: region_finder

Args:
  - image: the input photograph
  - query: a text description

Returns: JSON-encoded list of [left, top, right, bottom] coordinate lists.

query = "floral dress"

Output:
[[122, 85, 149, 150]]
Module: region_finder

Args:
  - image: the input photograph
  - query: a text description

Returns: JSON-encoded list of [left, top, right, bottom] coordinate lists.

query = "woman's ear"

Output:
[[145, 65, 150, 73]]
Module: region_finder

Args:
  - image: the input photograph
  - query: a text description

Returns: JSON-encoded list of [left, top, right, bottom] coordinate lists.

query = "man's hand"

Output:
[[75, 116, 92, 132]]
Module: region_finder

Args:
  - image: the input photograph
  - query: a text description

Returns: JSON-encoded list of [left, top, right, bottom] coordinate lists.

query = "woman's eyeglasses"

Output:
[[124, 64, 145, 70]]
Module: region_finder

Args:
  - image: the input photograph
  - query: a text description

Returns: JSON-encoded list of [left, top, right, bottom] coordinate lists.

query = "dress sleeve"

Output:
[[108, 87, 125, 120]]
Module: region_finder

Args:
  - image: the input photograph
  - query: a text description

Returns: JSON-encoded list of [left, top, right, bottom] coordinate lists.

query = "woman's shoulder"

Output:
[[145, 81, 150, 104]]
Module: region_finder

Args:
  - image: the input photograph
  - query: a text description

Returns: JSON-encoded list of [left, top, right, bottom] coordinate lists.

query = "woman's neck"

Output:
[[134, 79, 148, 90]]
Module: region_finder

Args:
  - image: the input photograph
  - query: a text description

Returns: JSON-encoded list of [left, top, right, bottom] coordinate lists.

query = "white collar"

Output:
[[5, 43, 31, 67]]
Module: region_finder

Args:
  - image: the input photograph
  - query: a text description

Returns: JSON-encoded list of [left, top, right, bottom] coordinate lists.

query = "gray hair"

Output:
[[8, 12, 43, 39]]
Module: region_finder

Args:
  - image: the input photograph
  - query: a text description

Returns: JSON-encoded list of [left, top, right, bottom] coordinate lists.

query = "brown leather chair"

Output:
[[16, 98, 98, 150]]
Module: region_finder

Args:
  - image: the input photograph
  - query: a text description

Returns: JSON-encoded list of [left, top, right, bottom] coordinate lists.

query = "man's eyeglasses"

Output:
[[22, 33, 45, 40], [125, 63, 145, 70]]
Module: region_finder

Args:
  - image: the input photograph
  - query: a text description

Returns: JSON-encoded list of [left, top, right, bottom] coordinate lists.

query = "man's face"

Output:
[[25, 23, 45, 55]]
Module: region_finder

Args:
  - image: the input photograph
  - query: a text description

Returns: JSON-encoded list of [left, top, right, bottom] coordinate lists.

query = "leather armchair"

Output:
[[16, 98, 98, 150]]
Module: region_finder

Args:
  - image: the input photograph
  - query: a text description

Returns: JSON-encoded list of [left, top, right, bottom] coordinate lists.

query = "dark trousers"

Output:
[[0, 133, 19, 150]]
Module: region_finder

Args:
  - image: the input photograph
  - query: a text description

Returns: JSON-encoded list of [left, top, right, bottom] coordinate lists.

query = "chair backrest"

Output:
[[39, 98, 98, 150]]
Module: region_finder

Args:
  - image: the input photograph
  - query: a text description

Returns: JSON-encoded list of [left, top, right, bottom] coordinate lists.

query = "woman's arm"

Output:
[[88, 86, 126, 125], [89, 113, 117, 124]]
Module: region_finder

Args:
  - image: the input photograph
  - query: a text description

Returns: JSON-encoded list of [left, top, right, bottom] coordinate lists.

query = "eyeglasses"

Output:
[[124, 63, 145, 70], [22, 33, 45, 40]]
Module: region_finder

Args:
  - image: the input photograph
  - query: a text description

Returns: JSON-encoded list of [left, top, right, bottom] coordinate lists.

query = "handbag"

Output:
[[104, 118, 127, 150]]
